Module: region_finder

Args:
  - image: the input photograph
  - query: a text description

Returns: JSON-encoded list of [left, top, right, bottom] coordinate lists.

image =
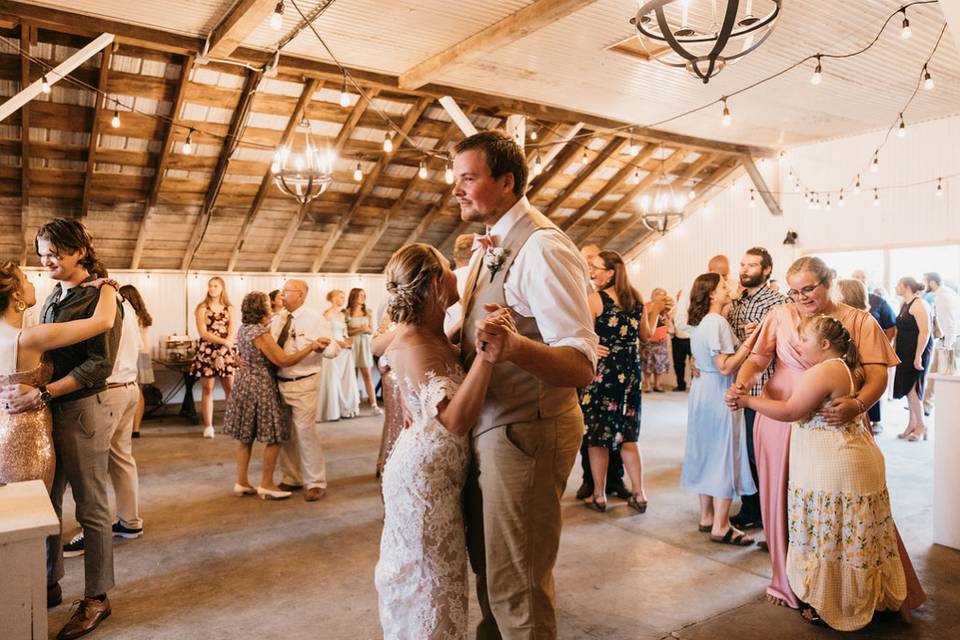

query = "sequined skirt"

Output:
[[0, 406, 55, 490]]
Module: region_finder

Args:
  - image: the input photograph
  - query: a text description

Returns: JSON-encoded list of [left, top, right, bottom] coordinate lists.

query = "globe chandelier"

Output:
[[631, 0, 782, 83], [272, 118, 334, 205]]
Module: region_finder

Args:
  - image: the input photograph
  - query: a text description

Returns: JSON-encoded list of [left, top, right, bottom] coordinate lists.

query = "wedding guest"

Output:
[[347, 287, 380, 414], [581, 250, 651, 512], [735, 315, 910, 630], [372, 314, 401, 481], [272, 279, 337, 501], [893, 277, 932, 441], [443, 232, 475, 335], [224, 291, 323, 500], [1, 220, 123, 637], [269, 289, 283, 316], [727, 247, 788, 532], [319, 289, 360, 420], [727, 256, 926, 614], [668, 299, 691, 391], [769, 279, 781, 293], [118, 285, 152, 439], [640, 288, 671, 392], [852, 270, 897, 433], [682, 273, 756, 545], [921, 272, 960, 414], [838, 278, 869, 311], [190, 276, 237, 439]]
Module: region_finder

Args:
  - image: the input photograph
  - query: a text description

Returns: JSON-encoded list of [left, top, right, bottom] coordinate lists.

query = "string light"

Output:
[[936, 177, 943, 196], [270, 1, 284, 30], [628, 136, 639, 157], [338, 74, 351, 108], [111, 109, 120, 128], [532, 155, 543, 177], [854, 175, 862, 194], [629, 167, 640, 185], [870, 152, 879, 173], [353, 162, 362, 182], [838, 188, 845, 207], [900, 8, 911, 39], [418, 160, 428, 180], [923, 64, 934, 90], [41, 74, 51, 94], [721, 97, 731, 127], [749, 189, 756, 207], [444, 161, 454, 185], [897, 114, 907, 138], [873, 188, 880, 206], [581, 149, 589, 165], [825, 196, 832, 211], [182, 129, 194, 155], [810, 55, 823, 85], [383, 131, 393, 153], [529, 129, 538, 141]]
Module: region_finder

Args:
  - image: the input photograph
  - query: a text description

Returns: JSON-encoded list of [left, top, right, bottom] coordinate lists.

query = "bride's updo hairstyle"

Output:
[[384, 243, 448, 325], [0, 261, 22, 315]]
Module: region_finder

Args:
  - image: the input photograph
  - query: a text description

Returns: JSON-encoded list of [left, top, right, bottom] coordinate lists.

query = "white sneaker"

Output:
[[202, 426, 215, 439]]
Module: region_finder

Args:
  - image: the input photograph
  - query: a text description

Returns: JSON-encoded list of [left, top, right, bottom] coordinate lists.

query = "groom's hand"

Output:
[[475, 304, 517, 363]]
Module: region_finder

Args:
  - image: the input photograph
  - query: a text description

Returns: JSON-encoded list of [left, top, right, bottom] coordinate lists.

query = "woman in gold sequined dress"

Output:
[[0, 262, 118, 489]]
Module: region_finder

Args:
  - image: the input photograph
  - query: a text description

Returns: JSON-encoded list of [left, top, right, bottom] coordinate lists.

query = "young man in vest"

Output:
[[455, 130, 598, 639]]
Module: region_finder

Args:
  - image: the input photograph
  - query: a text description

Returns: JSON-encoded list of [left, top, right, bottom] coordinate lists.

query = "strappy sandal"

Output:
[[698, 524, 712, 532], [627, 495, 647, 513], [585, 497, 606, 513], [710, 528, 754, 546], [799, 603, 827, 627]]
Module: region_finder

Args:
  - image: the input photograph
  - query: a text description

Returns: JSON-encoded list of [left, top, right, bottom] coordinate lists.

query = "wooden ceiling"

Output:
[[0, 1, 773, 273]]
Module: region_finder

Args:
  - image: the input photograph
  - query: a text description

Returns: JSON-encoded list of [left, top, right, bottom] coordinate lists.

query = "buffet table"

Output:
[[931, 373, 960, 551]]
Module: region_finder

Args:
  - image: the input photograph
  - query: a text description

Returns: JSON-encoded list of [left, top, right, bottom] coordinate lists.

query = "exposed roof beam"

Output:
[[229, 78, 319, 272], [269, 201, 312, 272], [563, 143, 657, 233], [525, 135, 583, 201], [533, 122, 583, 169], [439, 219, 476, 255], [439, 96, 478, 136], [404, 199, 453, 247], [80, 45, 112, 219], [18, 22, 31, 265], [542, 137, 623, 218], [207, 0, 277, 59], [181, 68, 262, 270], [742, 153, 782, 215], [312, 96, 433, 272], [130, 55, 194, 269], [399, 0, 599, 90]]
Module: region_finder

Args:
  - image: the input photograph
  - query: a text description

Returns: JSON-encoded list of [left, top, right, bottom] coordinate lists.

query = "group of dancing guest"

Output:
[[724, 256, 925, 630]]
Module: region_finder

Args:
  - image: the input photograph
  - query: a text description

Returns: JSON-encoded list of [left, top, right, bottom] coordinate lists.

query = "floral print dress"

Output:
[[222, 323, 290, 444], [579, 291, 642, 450], [190, 306, 238, 378]]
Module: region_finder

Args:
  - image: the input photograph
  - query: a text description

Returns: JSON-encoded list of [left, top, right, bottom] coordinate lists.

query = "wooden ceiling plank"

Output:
[[542, 137, 624, 218], [525, 134, 583, 201], [229, 78, 320, 272], [80, 45, 112, 219], [18, 21, 31, 265], [311, 96, 432, 272], [207, 0, 278, 59], [399, 0, 600, 90], [269, 201, 312, 273], [181, 68, 263, 270], [130, 55, 194, 269]]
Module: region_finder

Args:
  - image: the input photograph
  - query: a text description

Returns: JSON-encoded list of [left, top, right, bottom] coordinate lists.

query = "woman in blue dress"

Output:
[[681, 273, 757, 545]]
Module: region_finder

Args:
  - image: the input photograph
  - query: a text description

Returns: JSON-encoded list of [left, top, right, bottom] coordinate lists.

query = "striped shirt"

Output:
[[728, 284, 790, 396]]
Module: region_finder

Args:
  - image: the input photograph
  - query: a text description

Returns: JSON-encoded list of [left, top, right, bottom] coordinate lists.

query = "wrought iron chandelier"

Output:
[[641, 168, 685, 235], [631, 0, 782, 83], [272, 119, 334, 205]]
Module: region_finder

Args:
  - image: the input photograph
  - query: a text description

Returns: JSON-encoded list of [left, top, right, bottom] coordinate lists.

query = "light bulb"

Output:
[[870, 153, 879, 173], [529, 129, 538, 141], [383, 131, 393, 153], [810, 56, 822, 85], [444, 165, 454, 185], [41, 74, 51, 94], [532, 155, 543, 177], [923, 65, 934, 90], [418, 161, 427, 180], [873, 189, 880, 206], [111, 109, 120, 128], [353, 162, 362, 182], [721, 98, 731, 127], [629, 168, 640, 185], [793, 180, 801, 192], [898, 116, 907, 139], [788, 168, 794, 179], [628, 140, 639, 157], [182, 131, 193, 155], [854, 175, 862, 195], [838, 189, 845, 207], [901, 12, 911, 39], [270, 1, 284, 30], [749, 190, 756, 207], [581, 149, 588, 165], [339, 77, 351, 108], [936, 177, 943, 196], [825, 197, 832, 211]]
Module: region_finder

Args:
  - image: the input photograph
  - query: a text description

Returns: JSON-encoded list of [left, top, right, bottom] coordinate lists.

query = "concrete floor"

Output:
[[49, 394, 959, 639]]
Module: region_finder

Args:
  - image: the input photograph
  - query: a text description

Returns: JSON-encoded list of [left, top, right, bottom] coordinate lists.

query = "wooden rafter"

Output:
[[349, 108, 471, 271], [525, 133, 586, 203], [563, 143, 657, 234], [130, 55, 194, 269], [542, 137, 623, 218], [439, 219, 478, 255], [399, 0, 600, 90], [18, 22, 31, 264], [743, 154, 782, 215], [207, 0, 278, 58], [228, 78, 320, 272], [181, 68, 262, 270], [311, 95, 433, 272], [269, 201, 312, 272], [80, 44, 112, 219]]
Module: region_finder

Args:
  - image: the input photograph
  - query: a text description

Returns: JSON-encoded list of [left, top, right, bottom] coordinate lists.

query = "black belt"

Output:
[[277, 372, 319, 383]]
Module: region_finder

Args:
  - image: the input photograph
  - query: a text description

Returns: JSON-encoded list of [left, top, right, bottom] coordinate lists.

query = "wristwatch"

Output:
[[37, 384, 53, 407]]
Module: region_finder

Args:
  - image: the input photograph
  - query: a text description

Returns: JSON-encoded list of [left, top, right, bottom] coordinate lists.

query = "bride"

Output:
[[375, 243, 498, 639]]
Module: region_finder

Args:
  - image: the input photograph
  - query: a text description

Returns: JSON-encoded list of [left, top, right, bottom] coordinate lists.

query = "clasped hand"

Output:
[[312, 337, 332, 352], [474, 303, 517, 363], [725, 382, 748, 410], [0, 383, 41, 414]]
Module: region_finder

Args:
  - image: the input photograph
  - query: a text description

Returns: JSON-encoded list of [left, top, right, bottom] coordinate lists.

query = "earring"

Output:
[[14, 300, 26, 313]]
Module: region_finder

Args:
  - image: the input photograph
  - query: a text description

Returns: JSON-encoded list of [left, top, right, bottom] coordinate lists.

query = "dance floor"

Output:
[[49, 393, 960, 639]]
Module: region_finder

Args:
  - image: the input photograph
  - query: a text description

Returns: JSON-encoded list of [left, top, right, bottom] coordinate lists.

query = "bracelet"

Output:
[[854, 397, 866, 414]]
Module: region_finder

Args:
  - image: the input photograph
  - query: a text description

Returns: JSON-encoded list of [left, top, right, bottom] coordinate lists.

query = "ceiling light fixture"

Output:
[[271, 118, 334, 205], [270, 1, 284, 31]]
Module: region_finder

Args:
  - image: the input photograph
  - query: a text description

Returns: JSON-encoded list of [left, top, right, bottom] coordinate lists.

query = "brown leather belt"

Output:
[[106, 382, 138, 389], [277, 372, 318, 383]]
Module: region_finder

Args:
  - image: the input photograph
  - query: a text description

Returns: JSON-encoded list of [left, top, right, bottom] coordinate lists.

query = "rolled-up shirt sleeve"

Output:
[[506, 230, 599, 371], [69, 300, 122, 388]]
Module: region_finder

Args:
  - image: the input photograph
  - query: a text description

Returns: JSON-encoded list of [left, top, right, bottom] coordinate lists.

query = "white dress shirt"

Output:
[[443, 264, 473, 335], [270, 306, 339, 379], [108, 301, 141, 384], [934, 285, 960, 344], [472, 197, 598, 368]]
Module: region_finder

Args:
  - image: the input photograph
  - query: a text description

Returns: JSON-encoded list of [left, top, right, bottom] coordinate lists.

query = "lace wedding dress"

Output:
[[375, 366, 470, 639]]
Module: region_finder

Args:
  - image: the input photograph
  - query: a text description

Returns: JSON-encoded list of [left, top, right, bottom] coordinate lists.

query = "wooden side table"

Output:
[[0, 480, 60, 639]]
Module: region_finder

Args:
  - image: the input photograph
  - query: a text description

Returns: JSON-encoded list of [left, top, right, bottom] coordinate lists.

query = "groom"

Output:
[[455, 131, 598, 639]]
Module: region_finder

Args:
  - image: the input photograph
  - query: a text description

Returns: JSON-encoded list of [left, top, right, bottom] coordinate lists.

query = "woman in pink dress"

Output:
[[726, 256, 925, 617]]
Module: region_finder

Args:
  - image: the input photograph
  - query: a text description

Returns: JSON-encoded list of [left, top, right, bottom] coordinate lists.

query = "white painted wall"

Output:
[[627, 114, 960, 299]]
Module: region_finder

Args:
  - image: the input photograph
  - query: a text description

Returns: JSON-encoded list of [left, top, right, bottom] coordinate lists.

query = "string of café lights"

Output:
[[0, 0, 954, 201]]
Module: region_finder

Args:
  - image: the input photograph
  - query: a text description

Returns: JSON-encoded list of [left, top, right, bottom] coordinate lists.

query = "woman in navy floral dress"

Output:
[[223, 292, 327, 500], [190, 276, 238, 439], [580, 251, 660, 513]]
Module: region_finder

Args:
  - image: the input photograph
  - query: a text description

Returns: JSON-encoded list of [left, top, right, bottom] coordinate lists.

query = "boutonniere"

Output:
[[484, 247, 510, 282]]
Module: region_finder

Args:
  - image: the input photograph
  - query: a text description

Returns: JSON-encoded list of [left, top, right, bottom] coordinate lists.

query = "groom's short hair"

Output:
[[454, 130, 528, 199]]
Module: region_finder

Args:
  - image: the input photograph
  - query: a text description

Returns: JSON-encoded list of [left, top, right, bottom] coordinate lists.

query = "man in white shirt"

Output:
[[456, 130, 597, 639], [271, 279, 336, 501], [922, 272, 960, 412], [443, 233, 475, 335]]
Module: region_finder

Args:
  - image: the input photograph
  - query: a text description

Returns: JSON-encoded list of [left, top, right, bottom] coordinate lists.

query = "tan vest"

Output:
[[461, 208, 580, 434]]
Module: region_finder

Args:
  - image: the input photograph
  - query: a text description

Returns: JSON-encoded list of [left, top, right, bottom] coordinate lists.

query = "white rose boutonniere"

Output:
[[484, 247, 510, 283]]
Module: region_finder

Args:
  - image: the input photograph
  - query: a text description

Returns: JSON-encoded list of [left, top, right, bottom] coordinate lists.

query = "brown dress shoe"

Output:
[[278, 483, 303, 492], [304, 487, 327, 502], [57, 596, 111, 639]]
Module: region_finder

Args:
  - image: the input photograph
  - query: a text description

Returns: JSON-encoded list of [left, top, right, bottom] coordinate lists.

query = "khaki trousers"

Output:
[[465, 406, 584, 640], [105, 384, 142, 529], [278, 375, 327, 489]]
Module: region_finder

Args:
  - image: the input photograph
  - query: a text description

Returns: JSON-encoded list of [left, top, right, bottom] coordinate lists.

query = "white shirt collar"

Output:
[[487, 197, 531, 245]]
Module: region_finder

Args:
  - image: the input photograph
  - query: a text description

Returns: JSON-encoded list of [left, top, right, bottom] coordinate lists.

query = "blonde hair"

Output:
[[196, 276, 232, 313], [453, 234, 475, 263], [384, 243, 448, 325], [798, 315, 861, 371], [326, 289, 344, 304], [836, 278, 868, 311], [0, 261, 22, 315]]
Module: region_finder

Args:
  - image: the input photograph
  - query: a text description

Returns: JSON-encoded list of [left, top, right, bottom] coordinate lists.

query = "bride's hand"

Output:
[[82, 277, 120, 291]]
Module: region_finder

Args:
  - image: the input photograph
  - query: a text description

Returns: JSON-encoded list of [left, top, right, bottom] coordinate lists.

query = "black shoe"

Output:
[[575, 483, 593, 500], [63, 531, 84, 557], [675, 385, 687, 392], [112, 521, 143, 540], [730, 513, 763, 530], [607, 483, 632, 500], [48, 582, 62, 608], [131, 431, 141, 439]]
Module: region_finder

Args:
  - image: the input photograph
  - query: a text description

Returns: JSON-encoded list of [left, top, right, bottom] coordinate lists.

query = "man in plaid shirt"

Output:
[[727, 247, 789, 530]]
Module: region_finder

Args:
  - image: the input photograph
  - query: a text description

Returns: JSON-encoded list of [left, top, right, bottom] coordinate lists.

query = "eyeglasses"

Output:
[[787, 281, 823, 300], [588, 263, 611, 272]]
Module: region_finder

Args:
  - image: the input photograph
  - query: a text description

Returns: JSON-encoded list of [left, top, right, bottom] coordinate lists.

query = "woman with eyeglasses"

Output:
[[725, 256, 925, 619]]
